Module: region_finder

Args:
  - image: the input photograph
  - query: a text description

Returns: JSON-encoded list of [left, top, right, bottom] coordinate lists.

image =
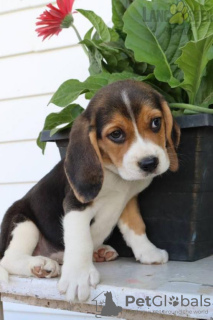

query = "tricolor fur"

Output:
[[0, 80, 180, 302]]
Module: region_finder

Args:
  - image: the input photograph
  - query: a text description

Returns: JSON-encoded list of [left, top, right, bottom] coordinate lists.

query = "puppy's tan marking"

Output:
[[98, 113, 135, 167], [161, 101, 181, 172], [137, 105, 166, 150], [120, 197, 146, 235]]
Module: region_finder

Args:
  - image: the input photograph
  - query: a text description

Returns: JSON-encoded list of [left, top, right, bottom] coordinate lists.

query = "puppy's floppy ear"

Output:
[[161, 101, 181, 172], [64, 114, 103, 203]]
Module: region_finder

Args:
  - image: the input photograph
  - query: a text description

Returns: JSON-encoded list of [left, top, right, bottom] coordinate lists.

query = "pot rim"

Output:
[[40, 114, 213, 142]]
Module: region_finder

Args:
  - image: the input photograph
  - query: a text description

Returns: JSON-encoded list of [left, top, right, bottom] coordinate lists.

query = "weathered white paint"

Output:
[[0, 0, 111, 16], [0, 184, 35, 220], [0, 95, 88, 143], [0, 141, 60, 183], [0, 257, 213, 319], [0, 0, 51, 13], [0, 47, 89, 101], [3, 302, 97, 320], [0, 95, 57, 142]]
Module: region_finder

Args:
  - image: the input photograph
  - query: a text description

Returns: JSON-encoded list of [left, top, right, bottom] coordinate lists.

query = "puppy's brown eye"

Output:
[[151, 118, 161, 133], [108, 130, 125, 143]]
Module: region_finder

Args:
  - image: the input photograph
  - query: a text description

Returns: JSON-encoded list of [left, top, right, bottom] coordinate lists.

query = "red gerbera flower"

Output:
[[36, 0, 75, 40]]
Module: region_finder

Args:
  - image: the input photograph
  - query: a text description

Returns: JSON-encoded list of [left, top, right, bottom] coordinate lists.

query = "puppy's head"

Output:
[[65, 80, 180, 203]]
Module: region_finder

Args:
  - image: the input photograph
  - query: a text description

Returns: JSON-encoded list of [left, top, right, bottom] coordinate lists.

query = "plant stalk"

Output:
[[71, 24, 89, 57], [170, 103, 213, 114]]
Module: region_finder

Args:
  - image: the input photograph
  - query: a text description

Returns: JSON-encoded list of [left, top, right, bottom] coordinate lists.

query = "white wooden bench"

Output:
[[0, 257, 212, 320]]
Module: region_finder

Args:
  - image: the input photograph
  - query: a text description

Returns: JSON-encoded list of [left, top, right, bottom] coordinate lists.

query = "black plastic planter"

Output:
[[41, 114, 213, 261]]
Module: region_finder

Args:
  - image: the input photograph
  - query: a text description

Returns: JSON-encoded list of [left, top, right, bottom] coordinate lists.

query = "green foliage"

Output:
[[37, 104, 83, 153], [38, 0, 213, 152], [176, 36, 213, 104], [112, 0, 134, 35], [50, 71, 152, 108], [123, 0, 189, 86], [77, 9, 111, 42]]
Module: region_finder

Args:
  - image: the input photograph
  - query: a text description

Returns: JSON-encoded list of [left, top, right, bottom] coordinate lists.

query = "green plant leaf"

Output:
[[184, 0, 213, 40], [81, 39, 104, 75], [36, 132, 46, 154], [112, 0, 134, 32], [123, 0, 189, 87], [108, 71, 151, 83], [49, 80, 87, 107], [176, 35, 213, 104], [196, 59, 213, 107], [84, 73, 111, 92], [88, 49, 103, 75], [108, 28, 120, 41], [77, 9, 110, 42], [84, 27, 94, 40], [83, 71, 151, 97], [194, 0, 205, 6], [43, 104, 83, 131], [37, 104, 83, 152]]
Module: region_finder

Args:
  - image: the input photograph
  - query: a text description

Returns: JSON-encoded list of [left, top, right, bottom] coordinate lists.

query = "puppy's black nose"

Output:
[[139, 157, 159, 173]]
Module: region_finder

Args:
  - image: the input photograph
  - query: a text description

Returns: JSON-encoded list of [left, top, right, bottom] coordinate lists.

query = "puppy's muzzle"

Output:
[[138, 157, 159, 173]]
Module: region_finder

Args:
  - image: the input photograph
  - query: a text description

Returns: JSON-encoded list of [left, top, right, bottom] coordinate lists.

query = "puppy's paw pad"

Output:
[[139, 248, 168, 265], [30, 257, 60, 278], [93, 245, 118, 262]]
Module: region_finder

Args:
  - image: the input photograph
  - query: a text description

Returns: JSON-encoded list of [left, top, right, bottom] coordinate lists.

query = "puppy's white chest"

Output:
[[90, 168, 152, 248], [97, 167, 152, 204]]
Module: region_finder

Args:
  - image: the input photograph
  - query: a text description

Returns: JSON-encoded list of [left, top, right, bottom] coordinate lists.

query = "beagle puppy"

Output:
[[0, 80, 180, 302]]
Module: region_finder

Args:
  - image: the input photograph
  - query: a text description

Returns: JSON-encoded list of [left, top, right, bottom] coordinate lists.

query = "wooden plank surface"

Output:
[[1, 294, 196, 320], [0, 257, 212, 319]]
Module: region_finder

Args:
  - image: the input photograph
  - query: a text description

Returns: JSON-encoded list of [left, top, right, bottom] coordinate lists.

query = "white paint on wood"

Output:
[[0, 94, 88, 142], [0, 95, 56, 142], [0, 257, 213, 319], [0, 0, 51, 14], [3, 302, 94, 319], [0, 0, 111, 16], [0, 184, 36, 222], [0, 46, 89, 101], [0, 141, 59, 183]]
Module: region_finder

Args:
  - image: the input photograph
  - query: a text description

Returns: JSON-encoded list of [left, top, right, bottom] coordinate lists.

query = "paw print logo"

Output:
[[169, 296, 179, 307], [169, 2, 189, 25]]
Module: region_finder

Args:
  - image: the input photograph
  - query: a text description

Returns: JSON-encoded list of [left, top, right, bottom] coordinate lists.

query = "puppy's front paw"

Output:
[[93, 245, 118, 262], [30, 256, 60, 278], [137, 247, 168, 265], [58, 263, 100, 302]]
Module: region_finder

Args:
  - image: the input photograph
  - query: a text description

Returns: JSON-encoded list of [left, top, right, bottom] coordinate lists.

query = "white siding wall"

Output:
[[0, 0, 112, 318]]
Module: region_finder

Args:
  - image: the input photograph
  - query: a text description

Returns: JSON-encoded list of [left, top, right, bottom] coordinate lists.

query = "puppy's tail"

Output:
[[0, 263, 9, 283]]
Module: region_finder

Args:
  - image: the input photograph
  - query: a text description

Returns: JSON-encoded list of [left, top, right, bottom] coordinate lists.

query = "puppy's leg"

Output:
[[118, 197, 168, 264], [1, 221, 60, 278], [90, 197, 127, 263], [58, 207, 100, 302]]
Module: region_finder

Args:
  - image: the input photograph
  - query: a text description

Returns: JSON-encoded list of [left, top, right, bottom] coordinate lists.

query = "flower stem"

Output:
[[71, 24, 89, 57], [170, 103, 213, 114]]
